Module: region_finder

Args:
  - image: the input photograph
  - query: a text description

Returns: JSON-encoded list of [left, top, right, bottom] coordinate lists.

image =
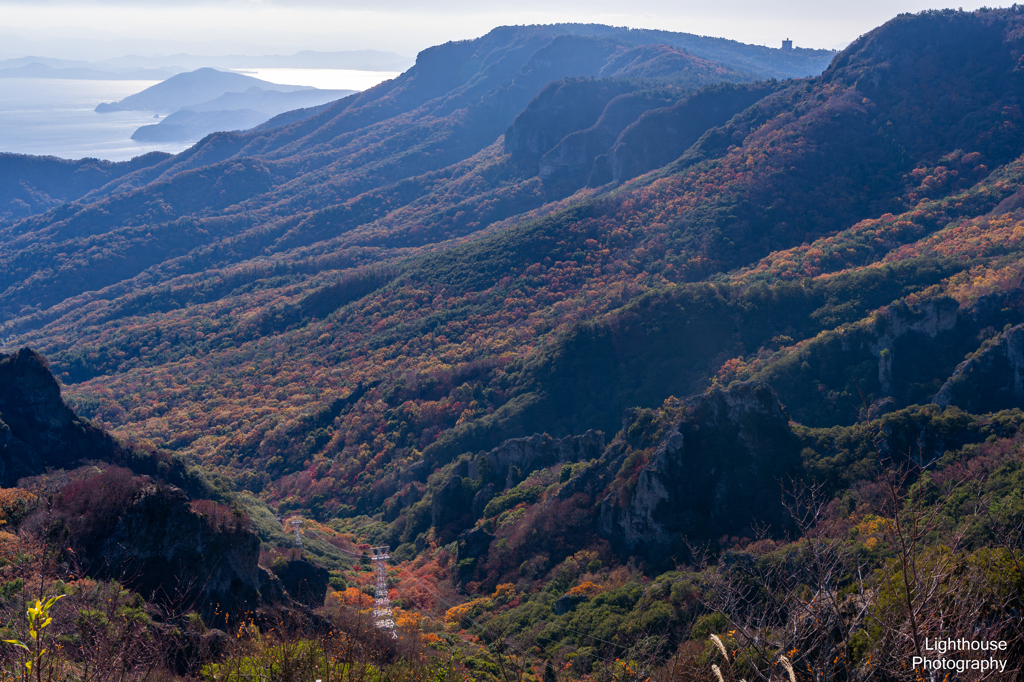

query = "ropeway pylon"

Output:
[[370, 546, 396, 636], [289, 517, 304, 551]]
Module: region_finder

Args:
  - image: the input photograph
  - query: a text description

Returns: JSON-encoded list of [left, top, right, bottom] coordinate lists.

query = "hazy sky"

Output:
[[0, 0, 1009, 61]]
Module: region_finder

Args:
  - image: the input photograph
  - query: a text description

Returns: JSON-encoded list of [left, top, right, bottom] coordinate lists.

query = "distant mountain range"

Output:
[[0, 49, 413, 80], [0, 62, 176, 80], [95, 68, 314, 112], [131, 85, 357, 142], [91, 68, 357, 142]]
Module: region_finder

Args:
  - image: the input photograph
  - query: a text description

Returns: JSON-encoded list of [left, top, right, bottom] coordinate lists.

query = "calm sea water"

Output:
[[0, 69, 398, 162], [0, 78, 183, 161]]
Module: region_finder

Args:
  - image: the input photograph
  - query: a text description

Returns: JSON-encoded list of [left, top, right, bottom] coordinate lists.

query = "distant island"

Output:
[[95, 68, 313, 112], [90, 67, 356, 141], [130, 84, 355, 142]]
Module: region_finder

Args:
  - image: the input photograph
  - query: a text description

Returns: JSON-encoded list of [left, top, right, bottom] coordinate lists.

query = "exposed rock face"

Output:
[[598, 381, 801, 561], [0, 348, 291, 624], [870, 298, 959, 393], [454, 525, 495, 581], [466, 430, 605, 483], [271, 559, 330, 608], [934, 323, 1024, 412], [432, 475, 469, 528], [430, 430, 605, 544], [505, 78, 632, 171], [757, 292, 1024, 427], [0, 348, 127, 486], [91, 484, 287, 625], [471, 483, 496, 518], [538, 90, 677, 187], [506, 46, 766, 190], [608, 82, 782, 182]]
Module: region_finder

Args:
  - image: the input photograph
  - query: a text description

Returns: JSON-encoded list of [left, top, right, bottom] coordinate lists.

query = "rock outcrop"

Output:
[[466, 430, 605, 484], [0, 348, 128, 486], [934, 323, 1024, 412], [598, 381, 801, 562], [608, 82, 782, 182], [271, 559, 330, 608], [0, 347, 294, 624], [753, 292, 1024, 427], [429, 430, 605, 544], [540, 89, 678, 187], [504, 78, 633, 172], [870, 298, 959, 394], [89, 484, 288, 625]]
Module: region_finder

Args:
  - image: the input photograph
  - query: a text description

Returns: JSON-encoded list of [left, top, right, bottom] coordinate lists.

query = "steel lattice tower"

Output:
[[289, 517, 303, 551], [370, 546, 396, 635]]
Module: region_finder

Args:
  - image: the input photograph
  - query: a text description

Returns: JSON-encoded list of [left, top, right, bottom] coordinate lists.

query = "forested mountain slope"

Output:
[[5, 9, 1024, 680], [0, 152, 170, 222], [0, 9, 1022, 552]]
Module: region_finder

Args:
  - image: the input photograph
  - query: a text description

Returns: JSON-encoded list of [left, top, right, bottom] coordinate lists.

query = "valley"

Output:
[[1, 11, 1023, 681]]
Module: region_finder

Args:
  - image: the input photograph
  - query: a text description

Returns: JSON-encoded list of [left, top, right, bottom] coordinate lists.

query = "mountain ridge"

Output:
[[3, 12, 1024, 680], [0, 8, 1022, 545], [94, 67, 314, 113]]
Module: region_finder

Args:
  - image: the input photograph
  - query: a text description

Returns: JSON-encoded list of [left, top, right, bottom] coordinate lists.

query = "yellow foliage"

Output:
[[855, 514, 893, 550], [0, 487, 36, 526], [492, 583, 515, 602], [572, 549, 598, 564], [394, 608, 422, 629], [856, 515, 893, 535], [444, 596, 488, 625], [567, 581, 602, 598], [330, 587, 374, 609], [946, 263, 1024, 306]]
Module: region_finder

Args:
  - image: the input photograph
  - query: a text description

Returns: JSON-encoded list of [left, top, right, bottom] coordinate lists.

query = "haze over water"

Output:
[[0, 69, 396, 162], [232, 68, 400, 90], [0, 78, 176, 161]]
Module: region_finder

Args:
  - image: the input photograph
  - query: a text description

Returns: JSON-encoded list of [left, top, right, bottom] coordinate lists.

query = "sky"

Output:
[[0, 0, 1010, 62]]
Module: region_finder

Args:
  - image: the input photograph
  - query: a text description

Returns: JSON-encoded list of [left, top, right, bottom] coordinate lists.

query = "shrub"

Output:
[[0, 489, 36, 528]]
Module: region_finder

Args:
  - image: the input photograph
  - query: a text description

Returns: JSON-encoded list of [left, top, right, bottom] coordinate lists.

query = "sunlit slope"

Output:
[[2, 11, 1024, 525]]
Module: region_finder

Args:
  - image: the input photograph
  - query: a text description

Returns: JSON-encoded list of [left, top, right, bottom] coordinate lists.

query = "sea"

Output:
[[0, 68, 399, 163]]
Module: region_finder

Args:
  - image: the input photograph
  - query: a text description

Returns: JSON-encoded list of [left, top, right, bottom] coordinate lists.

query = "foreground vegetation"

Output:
[[1, 394, 1022, 680]]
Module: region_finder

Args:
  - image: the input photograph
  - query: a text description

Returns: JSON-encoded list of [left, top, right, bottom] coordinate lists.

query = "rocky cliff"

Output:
[[465, 430, 606, 486], [608, 81, 783, 182], [0, 347, 294, 623], [597, 382, 801, 562], [934, 322, 1024, 412], [429, 430, 605, 543], [443, 382, 804, 581], [751, 291, 1024, 426], [88, 483, 288, 625], [0, 348, 127, 486], [270, 558, 330, 608]]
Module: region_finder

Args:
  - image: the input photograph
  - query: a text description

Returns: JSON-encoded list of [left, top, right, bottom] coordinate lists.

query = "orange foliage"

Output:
[[0, 487, 36, 526], [330, 587, 374, 609], [0, 530, 23, 561], [944, 263, 1024, 306], [394, 608, 422, 630], [567, 581, 602, 598]]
